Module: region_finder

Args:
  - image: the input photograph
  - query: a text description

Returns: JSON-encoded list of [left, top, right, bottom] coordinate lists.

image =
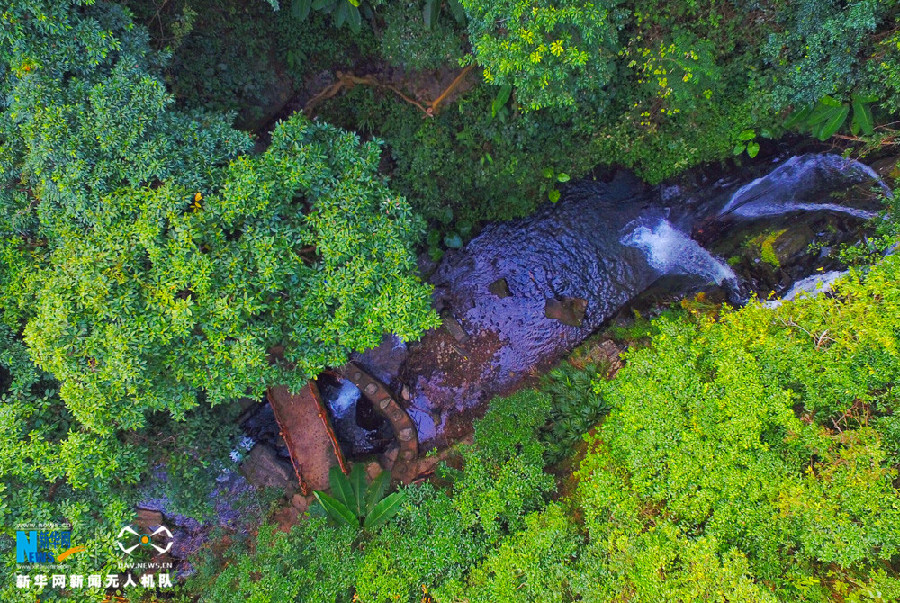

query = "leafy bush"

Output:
[[460, 0, 623, 109], [539, 361, 610, 464], [447, 389, 555, 542], [199, 519, 359, 603], [11, 112, 438, 432], [380, 1, 465, 71], [0, 324, 141, 602], [763, 0, 889, 108], [437, 503, 580, 602], [354, 483, 483, 601], [578, 251, 900, 599]]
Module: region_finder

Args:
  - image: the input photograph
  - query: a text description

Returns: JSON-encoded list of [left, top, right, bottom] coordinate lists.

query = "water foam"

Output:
[[763, 270, 847, 308], [622, 220, 737, 285], [328, 379, 361, 417]]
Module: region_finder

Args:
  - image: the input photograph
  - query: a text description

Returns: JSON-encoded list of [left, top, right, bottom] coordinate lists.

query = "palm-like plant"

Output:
[[313, 464, 405, 529]]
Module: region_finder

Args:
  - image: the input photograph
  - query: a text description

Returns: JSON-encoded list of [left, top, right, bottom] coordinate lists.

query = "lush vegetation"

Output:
[[190, 246, 900, 602], [4, 0, 900, 601], [0, 2, 436, 600]]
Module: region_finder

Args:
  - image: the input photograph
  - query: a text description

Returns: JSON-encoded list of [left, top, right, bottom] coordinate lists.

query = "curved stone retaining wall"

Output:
[[339, 362, 418, 482]]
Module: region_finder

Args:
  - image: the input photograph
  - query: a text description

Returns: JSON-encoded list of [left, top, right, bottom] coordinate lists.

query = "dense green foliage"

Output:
[[198, 388, 553, 601], [0, 2, 437, 420], [0, 3, 436, 600], [5, 0, 900, 601], [108, 0, 900, 240], [16, 115, 437, 426], [200, 249, 900, 601], [460, 0, 622, 110]]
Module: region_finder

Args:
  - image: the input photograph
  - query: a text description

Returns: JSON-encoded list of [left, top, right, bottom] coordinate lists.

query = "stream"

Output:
[[362, 153, 886, 446]]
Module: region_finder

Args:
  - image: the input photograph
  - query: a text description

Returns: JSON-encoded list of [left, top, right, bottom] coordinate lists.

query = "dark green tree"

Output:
[[0, 4, 437, 600]]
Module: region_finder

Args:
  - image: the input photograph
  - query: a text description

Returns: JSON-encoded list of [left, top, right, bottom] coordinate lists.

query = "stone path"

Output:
[[267, 384, 339, 493]]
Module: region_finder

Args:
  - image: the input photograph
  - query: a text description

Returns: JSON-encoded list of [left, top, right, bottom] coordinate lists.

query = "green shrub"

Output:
[[354, 483, 483, 601], [460, 0, 623, 109], [199, 519, 359, 603], [447, 390, 555, 542], [580, 251, 900, 599], [438, 503, 580, 602], [380, 1, 465, 71], [763, 0, 889, 108], [539, 361, 610, 464]]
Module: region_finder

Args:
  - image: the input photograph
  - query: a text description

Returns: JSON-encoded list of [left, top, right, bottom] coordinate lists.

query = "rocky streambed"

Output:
[[381, 153, 888, 447]]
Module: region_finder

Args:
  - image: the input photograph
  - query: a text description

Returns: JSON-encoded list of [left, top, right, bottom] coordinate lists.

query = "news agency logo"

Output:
[[15, 528, 85, 564], [117, 525, 174, 555]]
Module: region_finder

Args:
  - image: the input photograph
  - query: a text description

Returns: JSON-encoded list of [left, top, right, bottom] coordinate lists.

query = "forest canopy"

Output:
[[2, 0, 900, 601]]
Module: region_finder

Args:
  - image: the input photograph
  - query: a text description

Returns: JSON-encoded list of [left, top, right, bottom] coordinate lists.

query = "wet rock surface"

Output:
[[240, 402, 292, 463], [350, 333, 409, 388], [239, 444, 294, 490]]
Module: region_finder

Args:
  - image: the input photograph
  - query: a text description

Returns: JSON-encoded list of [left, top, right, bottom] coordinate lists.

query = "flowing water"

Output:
[[393, 153, 886, 445]]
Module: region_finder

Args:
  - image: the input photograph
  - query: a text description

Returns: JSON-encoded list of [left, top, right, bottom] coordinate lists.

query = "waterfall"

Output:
[[718, 154, 887, 220], [621, 219, 737, 286]]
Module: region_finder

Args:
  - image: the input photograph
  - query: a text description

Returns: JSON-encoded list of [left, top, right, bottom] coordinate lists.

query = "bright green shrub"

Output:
[[18, 114, 438, 432], [438, 503, 580, 602], [574, 442, 777, 601], [460, 0, 623, 109], [200, 519, 359, 603], [354, 483, 484, 601], [0, 325, 139, 602], [448, 390, 555, 542], [580, 252, 900, 600]]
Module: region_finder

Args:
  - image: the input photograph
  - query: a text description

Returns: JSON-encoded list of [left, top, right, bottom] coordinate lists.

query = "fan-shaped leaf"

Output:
[[328, 465, 353, 508], [365, 470, 390, 516], [852, 96, 875, 136], [349, 463, 367, 517], [363, 491, 405, 529], [347, 4, 361, 32], [313, 491, 357, 526], [291, 0, 311, 20]]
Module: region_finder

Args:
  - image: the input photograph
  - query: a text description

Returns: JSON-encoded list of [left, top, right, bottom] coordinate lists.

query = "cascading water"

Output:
[[317, 376, 394, 457], [718, 154, 887, 220], [621, 218, 737, 287], [399, 153, 888, 445], [763, 270, 848, 309]]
